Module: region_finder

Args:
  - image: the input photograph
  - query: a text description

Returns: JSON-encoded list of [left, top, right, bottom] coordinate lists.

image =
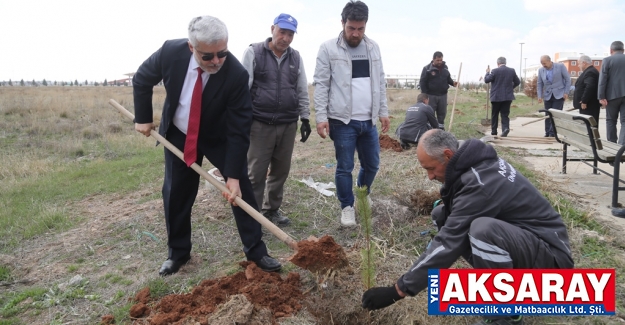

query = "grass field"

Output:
[[0, 86, 623, 324]]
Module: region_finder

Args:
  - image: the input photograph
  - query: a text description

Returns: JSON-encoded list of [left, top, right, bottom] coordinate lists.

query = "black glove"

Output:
[[361, 286, 404, 310], [300, 119, 311, 143]]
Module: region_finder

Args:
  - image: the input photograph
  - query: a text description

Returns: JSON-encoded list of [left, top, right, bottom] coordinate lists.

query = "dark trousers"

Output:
[[543, 96, 565, 136], [491, 100, 512, 135], [427, 94, 448, 127], [578, 107, 600, 132], [468, 217, 557, 269], [163, 126, 268, 262], [605, 96, 625, 144]]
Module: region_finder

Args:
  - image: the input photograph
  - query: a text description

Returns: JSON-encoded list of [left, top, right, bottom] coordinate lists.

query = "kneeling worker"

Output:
[[361, 129, 574, 325], [395, 93, 439, 150]]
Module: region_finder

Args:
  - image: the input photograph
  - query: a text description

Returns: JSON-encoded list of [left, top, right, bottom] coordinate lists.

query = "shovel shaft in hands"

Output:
[[108, 99, 299, 251]]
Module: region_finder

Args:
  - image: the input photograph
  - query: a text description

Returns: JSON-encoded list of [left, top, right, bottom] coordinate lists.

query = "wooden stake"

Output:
[[521, 107, 576, 126], [447, 62, 462, 132]]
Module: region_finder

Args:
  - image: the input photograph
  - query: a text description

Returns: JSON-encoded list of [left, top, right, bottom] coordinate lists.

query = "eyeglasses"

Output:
[[196, 49, 228, 61]]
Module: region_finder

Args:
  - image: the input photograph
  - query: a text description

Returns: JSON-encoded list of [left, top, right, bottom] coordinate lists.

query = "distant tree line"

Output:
[[0, 79, 132, 87]]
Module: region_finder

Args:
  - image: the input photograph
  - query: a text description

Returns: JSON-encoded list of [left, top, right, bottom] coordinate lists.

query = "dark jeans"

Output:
[[491, 100, 512, 135], [328, 118, 380, 209], [543, 96, 565, 136]]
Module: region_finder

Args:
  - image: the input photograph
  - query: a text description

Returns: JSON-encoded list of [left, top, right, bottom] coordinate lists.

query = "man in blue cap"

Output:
[[241, 14, 310, 227]]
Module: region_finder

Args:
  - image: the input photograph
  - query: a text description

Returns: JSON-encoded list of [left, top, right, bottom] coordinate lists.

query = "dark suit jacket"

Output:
[[484, 65, 520, 102], [574, 66, 600, 112], [133, 39, 253, 179], [598, 52, 625, 101]]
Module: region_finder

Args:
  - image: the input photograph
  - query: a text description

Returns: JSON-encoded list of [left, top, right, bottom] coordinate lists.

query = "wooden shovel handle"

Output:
[[109, 99, 298, 251]]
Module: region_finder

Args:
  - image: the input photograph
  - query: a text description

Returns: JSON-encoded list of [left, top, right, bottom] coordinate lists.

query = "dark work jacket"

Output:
[[132, 38, 253, 179], [574, 65, 600, 121], [250, 38, 300, 124], [397, 139, 574, 296], [419, 61, 455, 96], [395, 102, 438, 142]]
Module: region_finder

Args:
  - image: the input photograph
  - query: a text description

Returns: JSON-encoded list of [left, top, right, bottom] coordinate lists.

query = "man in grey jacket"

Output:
[[313, 0, 390, 227], [362, 130, 574, 325], [241, 13, 310, 226], [598, 41, 625, 145], [395, 93, 438, 150], [484, 57, 520, 137], [537, 55, 571, 137]]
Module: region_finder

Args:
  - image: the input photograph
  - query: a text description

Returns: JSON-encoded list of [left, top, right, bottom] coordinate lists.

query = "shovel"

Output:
[[108, 99, 298, 250], [109, 99, 348, 273]]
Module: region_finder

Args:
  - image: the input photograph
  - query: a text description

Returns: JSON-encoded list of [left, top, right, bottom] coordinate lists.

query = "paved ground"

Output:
[[486, 104, 625, 232]]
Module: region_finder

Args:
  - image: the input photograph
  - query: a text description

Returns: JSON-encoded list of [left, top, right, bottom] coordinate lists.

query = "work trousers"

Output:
[[427, 94, 449, 127], [247, 120, 297, 211]]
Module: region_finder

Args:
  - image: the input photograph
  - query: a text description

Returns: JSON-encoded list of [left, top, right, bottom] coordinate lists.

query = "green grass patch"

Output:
[[0, 265, 11, 282], [109, 301, 133, 324], [0, 148, 163, 251], [145, 278, 171, 300], [0, 319, 22, 325], [0, 287, 47, 318]]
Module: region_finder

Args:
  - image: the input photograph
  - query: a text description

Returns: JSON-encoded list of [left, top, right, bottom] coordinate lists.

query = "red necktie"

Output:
[[184, 67, 203, 167]]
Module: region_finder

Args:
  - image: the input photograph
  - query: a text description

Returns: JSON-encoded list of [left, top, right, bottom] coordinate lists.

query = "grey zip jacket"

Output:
[[313, 32, 389, 125], [397, 139, 574, 296]]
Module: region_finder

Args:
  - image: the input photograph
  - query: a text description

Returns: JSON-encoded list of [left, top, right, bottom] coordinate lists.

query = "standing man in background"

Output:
[[537, 55, 571, 137], [573, 55, 600, 128], [314, 0, 390, 227], [133, 16, 281, 275], [598, 41, 625, 144], [484, 57, 521, 137], [419, 51, 458, 130], [241, 13, 310, 227]]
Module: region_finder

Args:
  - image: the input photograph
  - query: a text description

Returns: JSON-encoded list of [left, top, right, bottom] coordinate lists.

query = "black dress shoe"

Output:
[[159, 256, 190, 276], [502, 129, 510, 137], [254, 256, 281, 272]]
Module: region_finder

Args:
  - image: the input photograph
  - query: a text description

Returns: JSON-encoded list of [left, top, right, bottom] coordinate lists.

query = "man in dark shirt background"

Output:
[[419, 51, 458, 130]]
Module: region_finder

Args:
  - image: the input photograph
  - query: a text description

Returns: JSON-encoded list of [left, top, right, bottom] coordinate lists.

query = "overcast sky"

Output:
[[1, 0, 623, 84]]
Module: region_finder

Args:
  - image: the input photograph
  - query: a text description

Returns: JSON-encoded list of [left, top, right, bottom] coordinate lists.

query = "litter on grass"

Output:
[[299, 177, 336, 197]]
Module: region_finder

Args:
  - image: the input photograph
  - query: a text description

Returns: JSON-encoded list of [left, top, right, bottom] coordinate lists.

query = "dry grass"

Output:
[[0, 86, 622, 325]]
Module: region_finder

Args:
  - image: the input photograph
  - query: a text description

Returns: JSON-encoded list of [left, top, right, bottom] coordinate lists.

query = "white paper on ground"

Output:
[[299, 177, 336, 196]]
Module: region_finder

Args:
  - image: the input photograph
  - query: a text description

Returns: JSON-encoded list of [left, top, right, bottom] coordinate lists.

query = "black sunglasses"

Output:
[[198, 49, 228, 61]]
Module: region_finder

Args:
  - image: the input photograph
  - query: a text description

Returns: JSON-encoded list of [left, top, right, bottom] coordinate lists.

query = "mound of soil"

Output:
[[410, 189, 441, 216], [100, 314, 115, 325], [130, 262, 303, 325], [290, 235, 350, 274], [379, 134, 402, 152]]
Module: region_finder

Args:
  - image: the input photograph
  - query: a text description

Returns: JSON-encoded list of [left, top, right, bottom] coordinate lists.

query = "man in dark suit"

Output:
[[484, 57, 521, 137], [574, 55, 600, 127], [599, 41, 625, 144], [132, 16, 281, 275]]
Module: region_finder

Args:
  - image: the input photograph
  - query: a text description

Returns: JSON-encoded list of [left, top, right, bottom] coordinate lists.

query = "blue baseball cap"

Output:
[[273, 13, 298, 33]]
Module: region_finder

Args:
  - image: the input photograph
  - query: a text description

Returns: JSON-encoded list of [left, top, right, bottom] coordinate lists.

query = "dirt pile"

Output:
[[410, 189, 441, 216], [379, 134, 402, 152], [129, 262, 303, 325], [289, 235, 350, 273]]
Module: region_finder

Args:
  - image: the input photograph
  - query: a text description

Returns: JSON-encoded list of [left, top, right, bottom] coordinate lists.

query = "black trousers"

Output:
[[431, 206, 557, 269], [491, 100, 512, 135], [162, 126, 268, 262], [543, 96, 565, 136], [578, 107, 600, 131], [468, 217, 556, 269]]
